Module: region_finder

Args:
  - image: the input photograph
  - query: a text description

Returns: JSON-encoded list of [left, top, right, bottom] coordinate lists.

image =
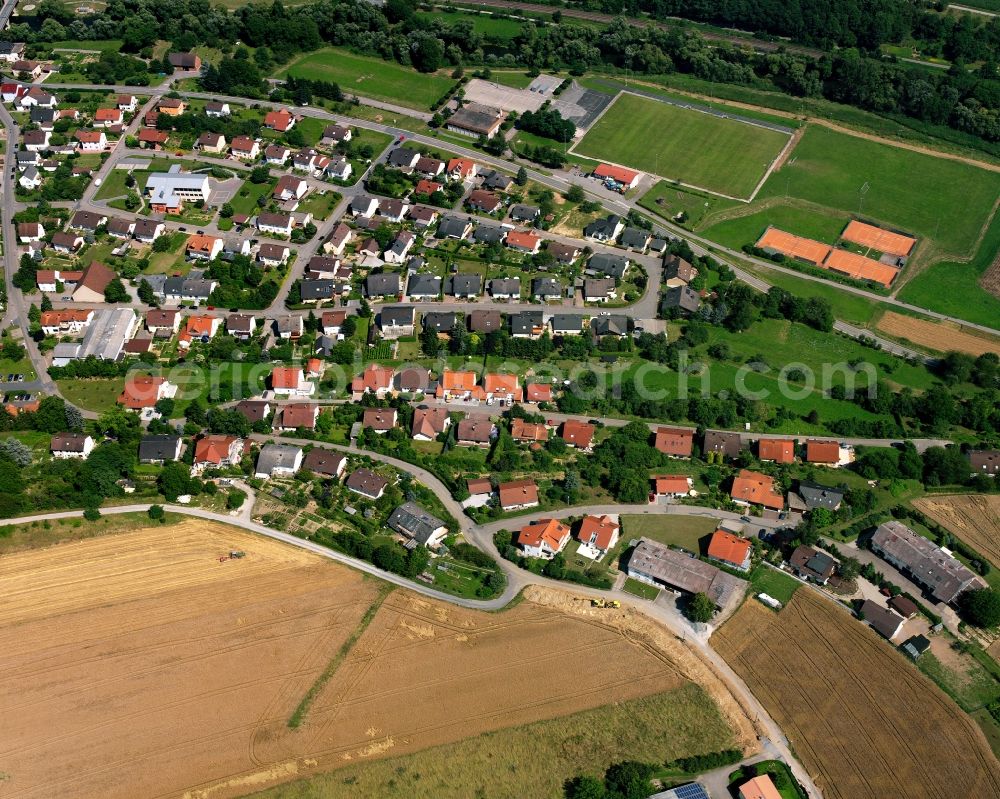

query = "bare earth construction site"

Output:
[[0, 522, 751, 799]]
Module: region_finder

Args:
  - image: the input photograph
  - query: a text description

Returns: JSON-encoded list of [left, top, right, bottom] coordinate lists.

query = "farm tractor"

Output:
[[219, 551, 246, 562], [590, 598, 620, 609]]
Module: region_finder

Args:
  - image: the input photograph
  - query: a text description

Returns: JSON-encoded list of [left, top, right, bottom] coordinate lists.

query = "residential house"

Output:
[[483, 372, 518, 404], [661, 285, 701, 316], [302, 448, 347, 479], [264, 109, 296, 132], [51, 232, 84, 254], [226, 313, 256, 340], [561, 420, 595, 450], [871, 520, 985, 604], [264, 144, 291, 165], [789, 545, 838, 584], [274, 314, 303, 339], [362, 407, 397, 433], [39, 309, 93, 336], [346, 468, 389, 500], [19, 165, 41, 191], [447, 157, 477, 180], [576, 515, 621, 557], [365, 272, 401, 299], [511, 417, 548, 444], [730, 469, 784, 512], [138, 435, 183, 464], [414, 156, 445, 177], [71, 261, 117, 303], [969, 449, 1000, 477], [482, 170, 513, 191], [271, 366, 314, 397], [506, 230, 541, 254], [325, 156, 351, 181], [178, 314, 221, 348], [438, 370, 483, 401], [411, 406, 450, 441], [805, 439, 853, 467], [466, 189, 502, 214], [510, 310, 545, 339], [379, 306, 415, 338], [737, 775, 783, 799], [703, 430, 742, 461], [858, 599, 905, 640], [146, 308, 180, 335], [620, 227, 651, 252], [456, 416, 495, 446], [23, 129, 50, 151], [653, 475, 692, 498], [584, 214, 624, 242], [384, 230, 416, 264], [532, 277, 562, 302], [474, 224, 504, 245], [69, 210, 106, 233], [137, 129, 168, 149], [205, 101, 230, 117], [257, 243, 290, 267], [192, 435, 244, 470], [387, 502, 448, 548], [254, 444, 304, 479], [230, 136, 260, 160], [583, 278, 616, 302], [397, 366, 431, 395], [324, 223, 353, 255], [94, 108, 123, 127], [278, 403, 319, 431], [168, 52, 201, 70], [524, 382, 553, 403], [706, 530, 753, 571], [548, 242, 580, 264], [134, 219, 165, 244], [663, 254, 697, 286], [321, 123, 351, 145], [588, 252, 630, 279], [489, 277, 520, 300], [797, 483, 844, 512], [468, 309, 503, 334], [256, 211, 294, 237], [422, 311, 456, 337], [320, 309, 347, 338], [50, 433, 95, 459], [196, 131, 226, 153], [117, 374, 175, 411], [387, 147, 420, 169], [758, 438, 795, 464], [105, 217, 135, 239], [447, 274, 481, 299], [437, 216, 473, 240], [410, 206, 439, 228], [351, 363, 394, 400], [653, 426, 694, 457], [186, 234, 223, 261], [516, 517, 569, 558], [509, 204, 539, 224], [31, 107, 57, 130], [273, 175, 307, 201], [17, 221, 44, 242], [406, 273, 441, 300]]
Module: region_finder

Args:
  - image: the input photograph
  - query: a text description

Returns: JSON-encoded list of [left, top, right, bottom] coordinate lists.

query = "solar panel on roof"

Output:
[[671, 783, 710, 799]]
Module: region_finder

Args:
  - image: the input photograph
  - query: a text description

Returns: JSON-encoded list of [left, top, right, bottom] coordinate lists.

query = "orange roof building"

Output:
[[806, 439, 842, 464], [505, 230, 541, 253], [577, 515, 620, 553], [351, 364, 394, 398], [499, 479, 540, 511], [654, 426, 693, 457], [279, 403, 319, 430], [483, 372, 518, 399], [731, 469, 784, 511], [264, 109, 295, 132], [117, 375, 167, 409], [271, 367, 305, 391], [707, 530, 753, 571], [738, 775, 783, 799], [654, 475, 691, 496], [593, 163, 640, 188], [447, 157, 477, 178], [193, 434, 243, 467], [758, 438, 795, 464], [436, 369, 484, 400], [516, 518, 570, 557], [561, 420, 595, 449], [525, 383, 553, 403], [511, 417, 548, 443]]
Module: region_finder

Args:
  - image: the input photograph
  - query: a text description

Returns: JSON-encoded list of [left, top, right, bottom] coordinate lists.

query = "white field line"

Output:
[[570, 90, 794, 203]]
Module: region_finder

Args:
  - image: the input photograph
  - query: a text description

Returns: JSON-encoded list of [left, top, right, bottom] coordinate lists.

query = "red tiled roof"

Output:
[[707, 531, 752, 568], [517, 517, 569, 550], [758, 438, 795, 463], [654, 475, 690, 495], [577, 514, 619, 551], [271, 367, 304, 390], [806, 439, 841, 464], [654, 426, 693, 457], [731, 469, 784, 511], [561, 420, 595, 448]]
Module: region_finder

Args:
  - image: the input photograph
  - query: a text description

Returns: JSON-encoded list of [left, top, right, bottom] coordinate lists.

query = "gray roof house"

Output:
[[447, 274, 481, 298], [858, 599, 905, 640], [549, 314, 583, 335], [588, 252, 630, 279], [138, 434, 183, 463], [365, 272, 401, 298], [489, 277, 520, 299], [584, 214, 624, 242], [379, 306, 415, 338], [789, 544, 838, 584], [437, 216, 472, 240], [481, 169, 512, 191], [590, 314, 630, 337], [661, 284, 701, 315], [620, 227, 651, 251], [422, 311, 457, 334], [583, 277, 616, 302], [254, 444, 304, 479], [388, 147, 420, 168], [509, 204, 539, 223], [510, 310, 544, 338], [300, 279, 336, 302], [532, 277, 562, 300], [387, 501, 448, 548], [703, 430, 742, 460], [473, 224, 505, 244], [871, 520, 985, 604], [798, 483, 845, 511], [407, 273, 441, 299]]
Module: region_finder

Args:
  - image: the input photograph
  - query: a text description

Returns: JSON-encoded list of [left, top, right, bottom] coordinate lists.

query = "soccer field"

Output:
[[574, 92, 791, 198], [756, 125, 1000, 256], [279, 49, 455, 111]]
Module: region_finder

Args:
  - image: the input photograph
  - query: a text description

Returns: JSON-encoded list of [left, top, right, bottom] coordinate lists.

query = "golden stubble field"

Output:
[[876, 311, 1000, 356], [0, 521, 750, 799], [913, 494, 1000, 568], [715, 590, 1000, 799]]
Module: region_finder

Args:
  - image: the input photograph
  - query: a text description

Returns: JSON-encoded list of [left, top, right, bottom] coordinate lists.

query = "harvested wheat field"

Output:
[[0, 522, 750, 799], [715, 590, 1000, 799], [877, 310, 1000, 356], [914, 494, 1000, 568]]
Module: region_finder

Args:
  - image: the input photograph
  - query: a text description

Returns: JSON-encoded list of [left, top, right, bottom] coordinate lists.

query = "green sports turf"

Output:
[[574, 92, 791, 198], [278, 49, 455, 111], [756, 125, 1000, 256]]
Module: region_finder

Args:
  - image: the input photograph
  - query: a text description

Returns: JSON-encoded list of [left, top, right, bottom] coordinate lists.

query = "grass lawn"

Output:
[[56, 377, 127, 414], [95, 169, 139, 200], [621, 515, 719, 553], [574, 92, 791, 198], [0, 429, 53, 457], [0, 511, 185, 555], [489, 70, 535, 89], [296, 190, 342, 221], [918, 649, 1000, 712], [247, 684, 736, 799], [228, 178, 276, 216], [294, 117, 327, 147], [278, 49, 455, 111], [640, 180, 740, 229], [897, 210, 1000, 331], [0, 356, 37, 381], [623, 576, 660, 600], [701, 203, 849, 252], [748, 566, 801, 606], [755, 125, 1000, 257], [416, 10, 527, 39], [144, 232, 188, 274], [42, 39, 124, 53]]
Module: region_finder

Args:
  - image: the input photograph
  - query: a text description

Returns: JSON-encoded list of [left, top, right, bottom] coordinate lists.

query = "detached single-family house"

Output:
[[192, 435, 244, 470], [516, 517, 569, 558], [271, 366, 314, 397], [346, 468, 389, 500], [576, 515, 620, 557], [254, 444, 303, 479], [706, 530, 753, 571], [51, 433, 95, 459]]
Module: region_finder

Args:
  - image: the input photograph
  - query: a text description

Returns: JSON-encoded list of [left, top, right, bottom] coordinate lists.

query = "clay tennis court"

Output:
[[824, 248, 899, 287], [757, 227, 830, 265], [757, 227, 898, 287], [0, 522, 743, 799], [841, 220, 916, 257]]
